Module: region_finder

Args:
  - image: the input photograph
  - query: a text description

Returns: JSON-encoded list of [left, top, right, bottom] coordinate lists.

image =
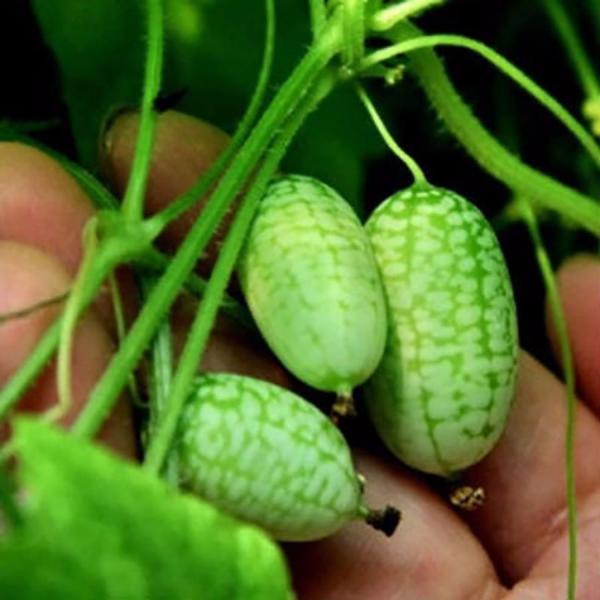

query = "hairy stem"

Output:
[[121, 0, 164, 221], [144, 0, 275, 238]]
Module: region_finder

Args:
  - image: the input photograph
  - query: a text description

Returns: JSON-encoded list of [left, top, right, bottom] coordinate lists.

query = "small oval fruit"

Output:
[[365, 185, 518, 477], [171, 373, 399, 541], [238, 175, 387, 408]]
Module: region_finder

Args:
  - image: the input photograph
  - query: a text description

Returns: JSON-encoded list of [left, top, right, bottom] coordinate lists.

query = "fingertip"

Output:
[[0, 142, 95, 274]]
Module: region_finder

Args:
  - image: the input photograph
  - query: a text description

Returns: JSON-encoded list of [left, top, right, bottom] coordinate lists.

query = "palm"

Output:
[[1, 112, 598, 600]]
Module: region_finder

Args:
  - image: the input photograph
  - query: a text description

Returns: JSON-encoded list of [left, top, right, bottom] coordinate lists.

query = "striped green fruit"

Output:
[[365, 185, 518, 477], [238, 175, 387, 407], [171, 373, 399, 541]]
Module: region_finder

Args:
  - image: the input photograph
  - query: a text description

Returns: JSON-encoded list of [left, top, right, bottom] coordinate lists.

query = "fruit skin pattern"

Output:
[[365, 185, 518, 477], [172, 373, 365, 541], [238, 174, 387, 396]]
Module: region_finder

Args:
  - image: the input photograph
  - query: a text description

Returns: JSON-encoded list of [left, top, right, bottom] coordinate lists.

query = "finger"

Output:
[[102, 110, 231, 273], [0, 142, 136, 334], [0, 142, 94, 274], [464, 352, 600, 582], [0, 241, 136, 458], [548, 255, 600, 408], [285, 450, 504, 600]]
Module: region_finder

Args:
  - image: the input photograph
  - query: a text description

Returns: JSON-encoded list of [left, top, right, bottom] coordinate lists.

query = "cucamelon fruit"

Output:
[[238, 175, 387, 414], [365, 185, 518, 477], [171, 373, 399, 541]]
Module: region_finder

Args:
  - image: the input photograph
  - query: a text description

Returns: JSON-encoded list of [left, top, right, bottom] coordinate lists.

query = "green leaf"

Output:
[[0, 419, 292, 600]]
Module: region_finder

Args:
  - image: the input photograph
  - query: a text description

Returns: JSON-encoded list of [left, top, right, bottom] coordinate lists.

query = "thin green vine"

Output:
[[0, 467, 22, 530], [383, 23, 600, 235], [355, 82, 427, 185], [0, 321, 60, 419], [518, 199, 578, 600], [121, 0, 164, 222], [369, 0, 446, 31]]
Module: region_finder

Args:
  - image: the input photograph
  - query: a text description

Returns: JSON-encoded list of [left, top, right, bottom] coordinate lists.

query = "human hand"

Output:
[[1, 111, 598, 599]]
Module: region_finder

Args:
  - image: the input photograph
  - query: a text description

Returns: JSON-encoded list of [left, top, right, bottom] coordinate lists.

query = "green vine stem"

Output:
[[541, 0, 600, 103], [518, 199, 578, 600], [361, 33, 600, 168], [71, 15, 343, 440], [108, 272, 142, 407], [0, 0, 271, 424], [369, 0, 445, 31], [355, 82, 427, 185], [54, 220, 100, 421], [0, 205, 248, 425], [121, 0, 164, 222], [380, 23, 600, 236], [48, 0, 163, 418]]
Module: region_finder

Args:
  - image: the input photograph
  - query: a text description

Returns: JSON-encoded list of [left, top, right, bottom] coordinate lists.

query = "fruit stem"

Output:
[[362, 505, 402, 537], [331, 389, 357, 423], [355, 82, 428, 185]]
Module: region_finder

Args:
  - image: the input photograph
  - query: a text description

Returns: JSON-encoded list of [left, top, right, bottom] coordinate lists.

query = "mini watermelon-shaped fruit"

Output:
[[238, 175, 387, 415], [171, 373, 400, 541], [365, 184, 518, 477]]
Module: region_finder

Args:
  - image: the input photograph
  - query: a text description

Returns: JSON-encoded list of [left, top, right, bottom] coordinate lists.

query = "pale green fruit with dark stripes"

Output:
[[238, 175, 387, 402], [171, 374, 399, 541], [365, 185, 518, 477]]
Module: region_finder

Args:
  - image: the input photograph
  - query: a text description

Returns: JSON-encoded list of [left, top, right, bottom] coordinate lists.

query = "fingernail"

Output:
[[98, 106, 138, 170]]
